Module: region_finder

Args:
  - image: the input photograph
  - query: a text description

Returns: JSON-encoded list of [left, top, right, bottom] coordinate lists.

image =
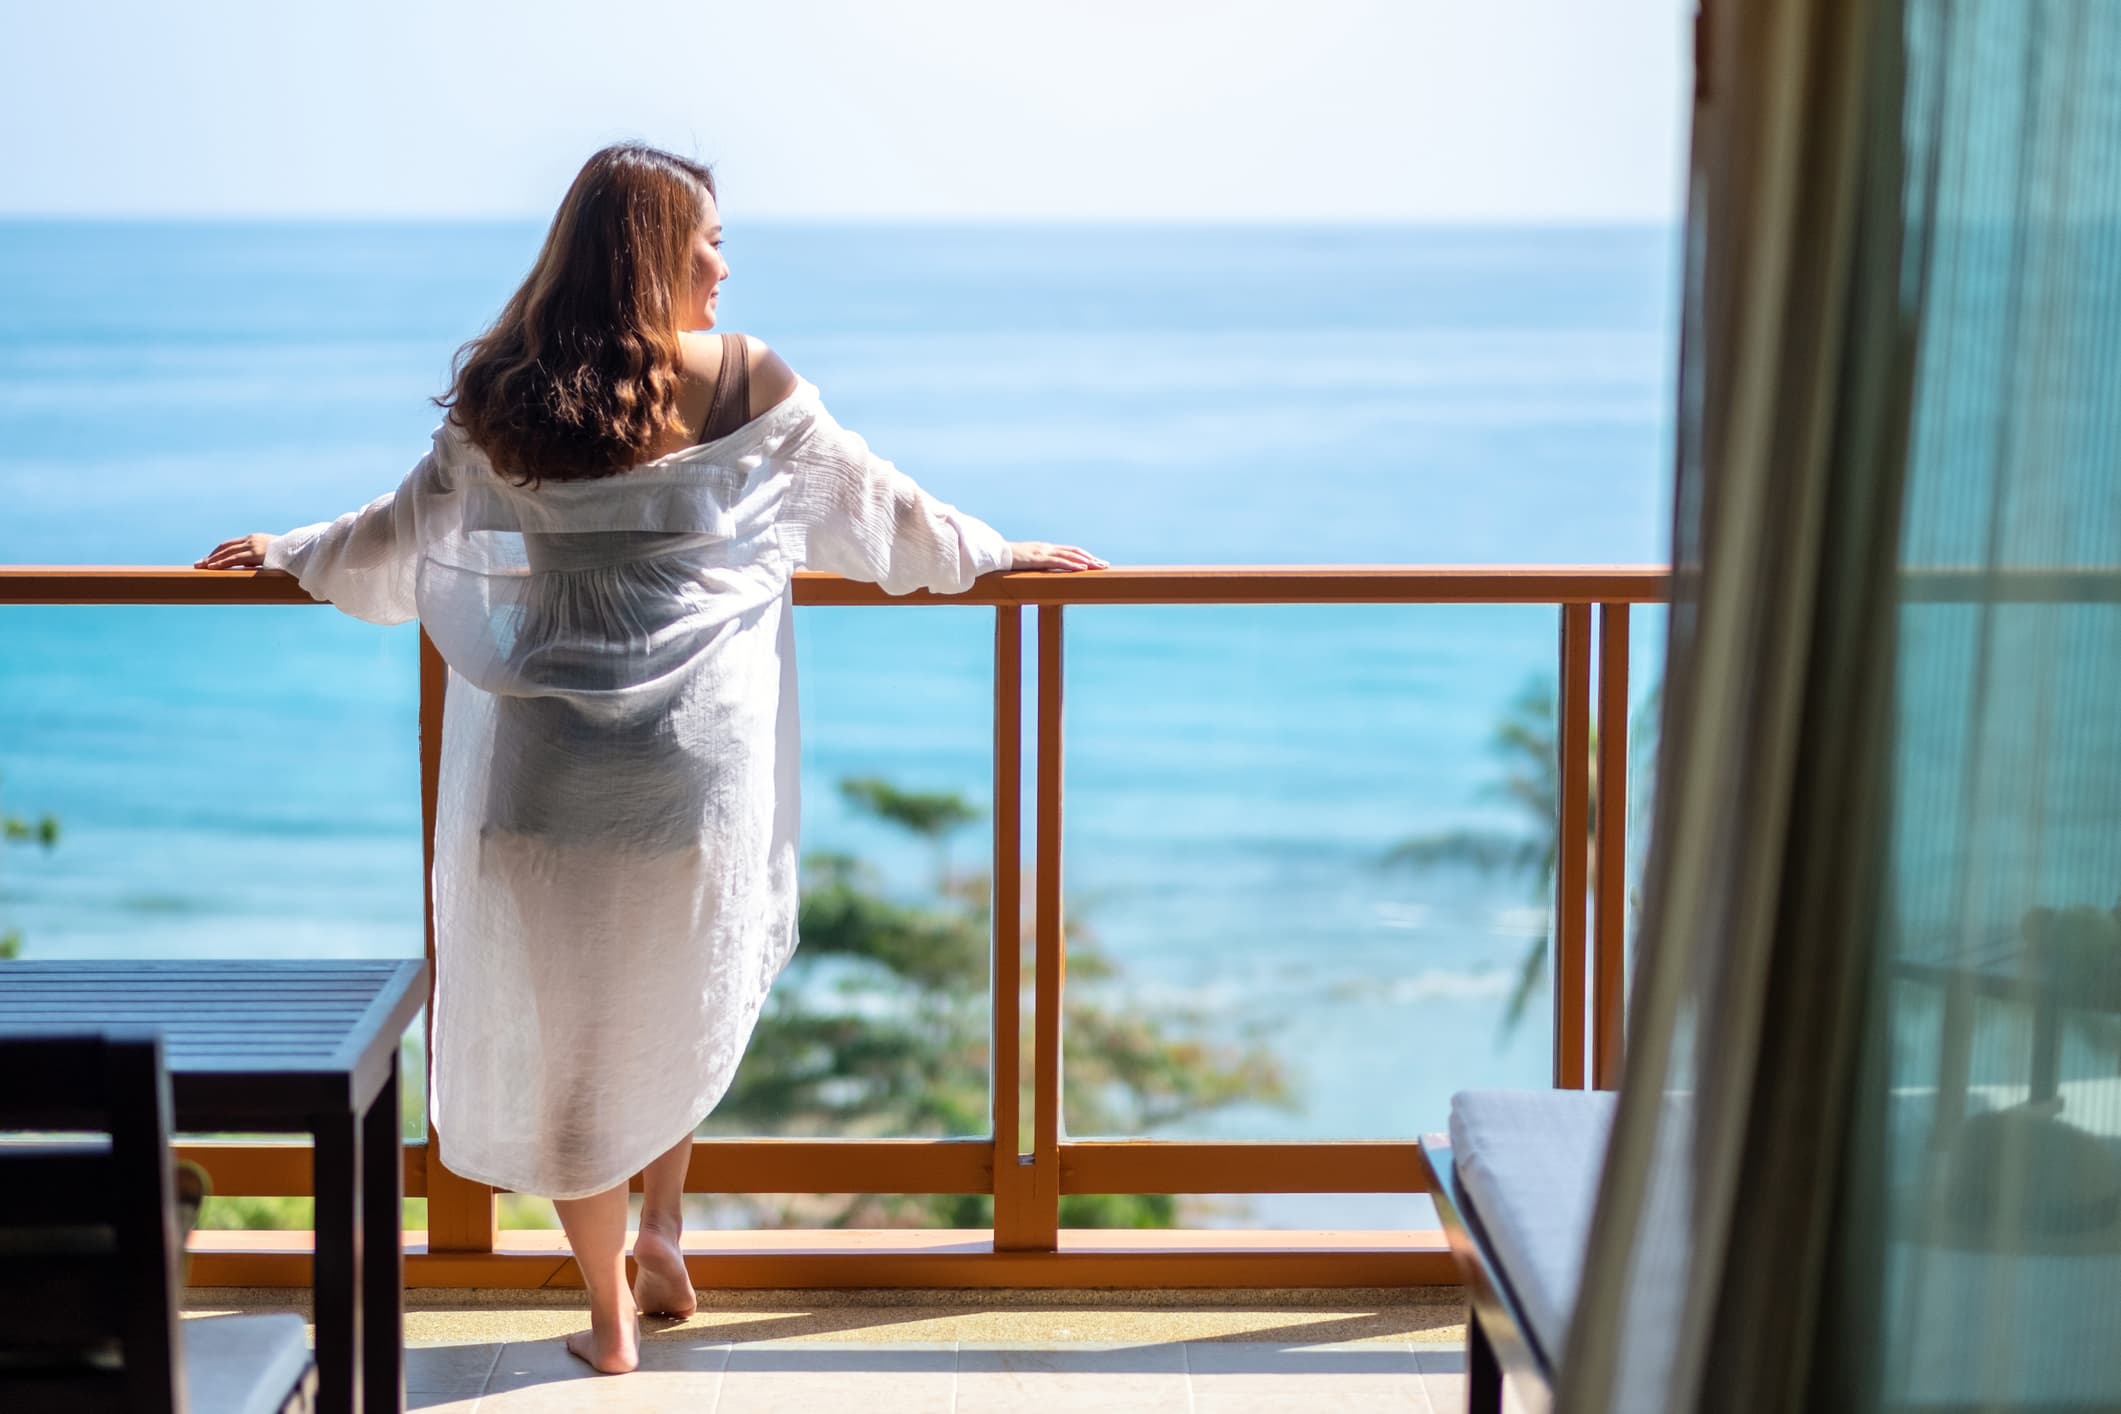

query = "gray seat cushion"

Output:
[[182, 1313, 311, 1414], [1449, 1088, 1617, 1361]]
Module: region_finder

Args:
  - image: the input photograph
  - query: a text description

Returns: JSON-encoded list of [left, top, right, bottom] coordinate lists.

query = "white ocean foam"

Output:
[[1491, 904, 1552, 939], [1373, 968, 1517, 1005], [1370, 901, 1432, 931], [1126, 979, 1256, 1012], [1127, 966, 1521, 1012]]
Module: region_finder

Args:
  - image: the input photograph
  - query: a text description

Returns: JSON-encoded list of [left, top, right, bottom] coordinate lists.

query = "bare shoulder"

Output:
[[673, 330, 800, 423], [674, 329, 728, 384], [671, 330, 724, 435], [739, 334, 801, 420]]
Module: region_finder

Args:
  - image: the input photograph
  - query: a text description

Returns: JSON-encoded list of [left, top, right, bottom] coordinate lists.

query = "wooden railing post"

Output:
[[1593, 605, 1631, 1089], [1554, 605, 1594, 1089], [990, 607, 1041, 1249], [1025, 606, 1067, 1248], [417, 631, 494, 1253]]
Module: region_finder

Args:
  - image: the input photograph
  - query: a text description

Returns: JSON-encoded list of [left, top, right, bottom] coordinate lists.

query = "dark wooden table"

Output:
[[0, 958, 428, 1414]]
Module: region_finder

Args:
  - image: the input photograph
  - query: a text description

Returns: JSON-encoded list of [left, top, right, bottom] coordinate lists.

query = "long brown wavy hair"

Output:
[[436, 143, 716, 484]]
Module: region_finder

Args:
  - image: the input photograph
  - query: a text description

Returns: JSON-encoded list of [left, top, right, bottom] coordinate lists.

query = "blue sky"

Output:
[[2, 0, 1691, 222]]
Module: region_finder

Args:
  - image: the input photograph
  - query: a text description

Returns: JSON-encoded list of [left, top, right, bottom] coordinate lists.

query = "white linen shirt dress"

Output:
[[263, 380, 1013, 1198]]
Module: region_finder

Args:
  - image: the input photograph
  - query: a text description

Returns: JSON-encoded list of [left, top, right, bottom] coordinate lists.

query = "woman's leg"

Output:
[[633, 1131, 698, 1317], [555, 1182, 639, 1373]]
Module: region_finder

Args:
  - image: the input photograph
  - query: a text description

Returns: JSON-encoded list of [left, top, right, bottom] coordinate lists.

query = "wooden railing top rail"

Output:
[[0, 564, 1672, 607]]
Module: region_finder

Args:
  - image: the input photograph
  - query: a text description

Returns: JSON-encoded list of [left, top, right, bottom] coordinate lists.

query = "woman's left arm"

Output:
[[195, 426, 464, 625], [780, 409, 1110, 592]]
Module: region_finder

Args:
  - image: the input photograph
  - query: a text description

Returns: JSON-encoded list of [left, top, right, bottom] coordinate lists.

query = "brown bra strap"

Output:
[[697, 332, 752, 442]]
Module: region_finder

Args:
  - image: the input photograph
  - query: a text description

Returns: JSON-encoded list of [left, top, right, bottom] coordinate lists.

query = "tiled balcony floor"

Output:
[[188, 1287, 1472, 1412]]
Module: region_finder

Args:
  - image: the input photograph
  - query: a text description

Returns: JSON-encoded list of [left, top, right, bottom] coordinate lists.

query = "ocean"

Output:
[[0, 220, 1678, 1226]]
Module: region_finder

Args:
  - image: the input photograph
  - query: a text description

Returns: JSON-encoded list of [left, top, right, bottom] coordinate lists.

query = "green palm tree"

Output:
[[1383, 676, 1659, 1032]]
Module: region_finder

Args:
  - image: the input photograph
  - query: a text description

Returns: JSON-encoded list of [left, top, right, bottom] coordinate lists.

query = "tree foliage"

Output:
[[837, 776, 981, 842], [709, 775, 1292, 1228], [0, 773, 60, 959]]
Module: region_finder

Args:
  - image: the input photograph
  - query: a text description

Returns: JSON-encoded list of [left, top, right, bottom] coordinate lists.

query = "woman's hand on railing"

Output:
[[1009, 542, 1108, 573], [194, 535, 277, 571]]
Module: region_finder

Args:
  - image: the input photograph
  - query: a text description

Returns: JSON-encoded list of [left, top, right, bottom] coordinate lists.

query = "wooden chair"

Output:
[[0, 1031, 316, 1414]]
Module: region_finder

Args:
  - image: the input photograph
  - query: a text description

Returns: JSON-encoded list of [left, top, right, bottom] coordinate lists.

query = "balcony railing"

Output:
[[1, 563, 1669, 1289]]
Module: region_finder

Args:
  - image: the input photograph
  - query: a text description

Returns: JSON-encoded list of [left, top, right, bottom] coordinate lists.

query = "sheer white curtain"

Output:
[[1560, 2, 2121, 1410]]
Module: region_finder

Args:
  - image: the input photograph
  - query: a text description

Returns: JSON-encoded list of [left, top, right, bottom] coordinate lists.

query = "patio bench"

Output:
[[0, 1031, 316, 1414], [1421, 1088, 1617, 1414]]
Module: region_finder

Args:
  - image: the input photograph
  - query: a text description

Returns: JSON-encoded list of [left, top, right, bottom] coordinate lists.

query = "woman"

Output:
[[197, 142, 1104, 1374]]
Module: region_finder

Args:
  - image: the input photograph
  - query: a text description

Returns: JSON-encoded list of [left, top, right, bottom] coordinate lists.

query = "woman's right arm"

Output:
[[195, 427, 464, 625]]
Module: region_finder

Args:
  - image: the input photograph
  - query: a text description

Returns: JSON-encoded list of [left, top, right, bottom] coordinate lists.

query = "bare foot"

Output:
[[564, 1301, 640, 1375], [631, 1226, 698, 1319]]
